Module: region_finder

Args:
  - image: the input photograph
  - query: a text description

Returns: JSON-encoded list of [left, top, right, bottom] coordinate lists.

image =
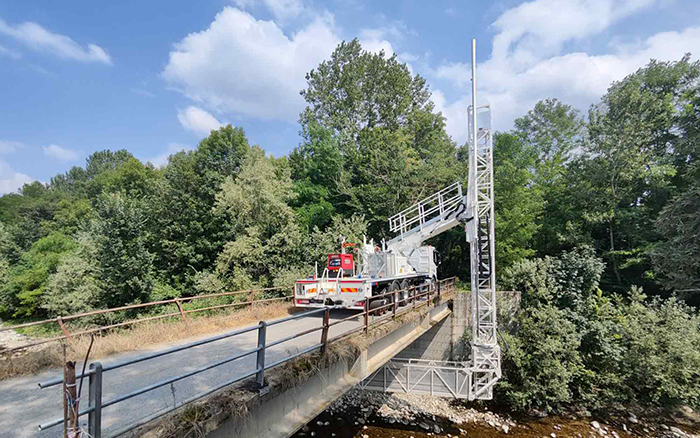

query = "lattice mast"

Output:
[[466, 39, 501, 399]]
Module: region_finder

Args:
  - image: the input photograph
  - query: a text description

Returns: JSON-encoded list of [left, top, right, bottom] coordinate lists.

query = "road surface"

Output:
[[0, 309, 370, 438]]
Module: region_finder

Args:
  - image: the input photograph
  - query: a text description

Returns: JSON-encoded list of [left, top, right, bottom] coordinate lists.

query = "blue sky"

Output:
[[1, 0, 699, 194]]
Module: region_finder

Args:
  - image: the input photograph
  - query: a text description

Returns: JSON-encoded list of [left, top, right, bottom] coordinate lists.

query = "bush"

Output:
[[499, 304, 583, 413], [499, 247, 700, 414]]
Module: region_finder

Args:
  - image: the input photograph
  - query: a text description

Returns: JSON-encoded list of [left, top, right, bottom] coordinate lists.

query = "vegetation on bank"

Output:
[[0, 39, 698, 413], [500, 247, 700, 415]]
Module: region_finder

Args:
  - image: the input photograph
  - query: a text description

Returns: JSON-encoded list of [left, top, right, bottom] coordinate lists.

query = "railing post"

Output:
[[174, 298, 186, 321], [437, 280, 441, 301], [256, 321, 267, 389], [364, 300, 369, 333], [249, 289, 254, 308], [393, 290, 397, 318], [88, 362, 102, 438], [320, 308, 330, 354]]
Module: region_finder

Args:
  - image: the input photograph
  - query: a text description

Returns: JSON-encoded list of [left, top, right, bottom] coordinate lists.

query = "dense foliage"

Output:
[[500, 248, 700, 414], [0, 39, 698, 412]]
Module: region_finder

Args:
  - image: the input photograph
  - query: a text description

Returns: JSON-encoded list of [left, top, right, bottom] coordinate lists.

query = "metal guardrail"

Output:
[[1, 286, 292, 352], [37, 277, 456, 438]]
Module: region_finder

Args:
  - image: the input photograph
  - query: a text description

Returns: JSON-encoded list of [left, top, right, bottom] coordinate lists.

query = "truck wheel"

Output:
[[388, 281, 400, 313], [399, 280, 410, 306]]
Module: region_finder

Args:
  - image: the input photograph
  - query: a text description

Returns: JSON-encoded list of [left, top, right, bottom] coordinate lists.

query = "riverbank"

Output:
[[291, 389, 700, 438]]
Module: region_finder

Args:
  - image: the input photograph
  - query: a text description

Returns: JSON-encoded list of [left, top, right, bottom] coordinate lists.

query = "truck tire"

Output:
[[387, 281, 400, 312], [399, 279, 410, 306]]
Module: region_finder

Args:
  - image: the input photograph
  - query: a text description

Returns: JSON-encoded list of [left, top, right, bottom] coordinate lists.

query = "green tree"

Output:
[[652, 164, 700, 303], [148, 125, 250, 290], [492, 133, 543, 271], [513, 99, 585, 256], [299, 39, 460, 240], [93, 192, 154, 307], [582, 57, 699, 293], [207, 147, 302, 289], [0, 232, 76, 317], [289, 123, 342, 230], [42, 232, 100, 316]]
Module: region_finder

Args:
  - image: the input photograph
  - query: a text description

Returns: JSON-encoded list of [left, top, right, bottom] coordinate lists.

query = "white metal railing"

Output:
[[361, 359, 473, 398], [388, 182, 463, 237]]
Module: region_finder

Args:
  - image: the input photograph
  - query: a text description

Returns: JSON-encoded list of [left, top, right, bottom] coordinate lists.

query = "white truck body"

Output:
[[295, 182, 466, 309]]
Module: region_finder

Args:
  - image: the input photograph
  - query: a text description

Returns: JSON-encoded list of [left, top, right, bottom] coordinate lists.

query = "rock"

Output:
[[310, 433, 315, 437], [324, 421, 330, 426], [591, 421, 601, 429], [662, 425, 670, 430], [302, 426, 310, 433], [434, 424, 441, 434], [419, 422, 431, 431], [670, 426, 684, 435], [627, 414, 638, 424], [673, 406, 700, 426], [316, 421, 323, 426], [363, 425, 368, 430], [489, 420, 496, 427], [551, 433, 557, 438], [502, 425, 510, 434], [358, 418, 365, 425]]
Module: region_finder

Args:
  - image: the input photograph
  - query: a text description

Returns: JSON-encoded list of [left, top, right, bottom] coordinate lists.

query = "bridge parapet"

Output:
[[36, 278, 457, 438]]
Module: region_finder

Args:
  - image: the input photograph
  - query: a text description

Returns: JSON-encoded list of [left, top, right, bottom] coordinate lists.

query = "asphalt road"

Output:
[[0, 309, 368, 438]]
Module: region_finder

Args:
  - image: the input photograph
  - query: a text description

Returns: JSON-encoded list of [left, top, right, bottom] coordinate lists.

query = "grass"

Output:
[[0, 301, 297, 380]]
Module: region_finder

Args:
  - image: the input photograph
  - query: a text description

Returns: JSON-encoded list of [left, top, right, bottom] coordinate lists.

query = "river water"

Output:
[[290, 389, 700, 438]]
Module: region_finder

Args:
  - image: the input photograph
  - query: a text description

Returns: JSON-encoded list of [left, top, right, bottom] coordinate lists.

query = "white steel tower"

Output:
[[466, 38, 501, 399]]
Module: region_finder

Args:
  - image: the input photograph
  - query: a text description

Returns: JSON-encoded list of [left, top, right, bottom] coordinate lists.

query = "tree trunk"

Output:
[[609, 220, 622, 286]]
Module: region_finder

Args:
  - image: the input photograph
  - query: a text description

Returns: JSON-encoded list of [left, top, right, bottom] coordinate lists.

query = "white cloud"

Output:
[[233, 0, 305, 21], [144, 142, 194, 168], [177, 106, 225, 136], [0, 17, 111, 64], [163, 7, 341, 122], [359, 37, 395, 57], [0, 159, 34, 195], [490, 0, 660, 68], [0, 43, 21, 59], [431, 0, 697, 143], [43, 144, 78, 161]]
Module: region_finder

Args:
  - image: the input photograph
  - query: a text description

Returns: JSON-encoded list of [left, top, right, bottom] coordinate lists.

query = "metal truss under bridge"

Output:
[[360, 358, 497, 399]]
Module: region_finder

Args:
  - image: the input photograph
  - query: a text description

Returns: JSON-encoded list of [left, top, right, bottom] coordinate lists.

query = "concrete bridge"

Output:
[[2, 284, 518, 438]]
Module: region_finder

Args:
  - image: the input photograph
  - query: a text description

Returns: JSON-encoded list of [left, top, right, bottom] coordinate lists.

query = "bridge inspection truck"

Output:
[[294, 181, 470, 311]]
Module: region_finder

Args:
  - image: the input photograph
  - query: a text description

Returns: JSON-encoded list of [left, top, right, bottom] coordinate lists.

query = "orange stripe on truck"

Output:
[[341, 287, 359, 293]]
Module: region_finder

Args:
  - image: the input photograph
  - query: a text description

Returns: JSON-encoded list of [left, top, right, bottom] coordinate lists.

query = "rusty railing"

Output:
[[0, 286, 292, 352]]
